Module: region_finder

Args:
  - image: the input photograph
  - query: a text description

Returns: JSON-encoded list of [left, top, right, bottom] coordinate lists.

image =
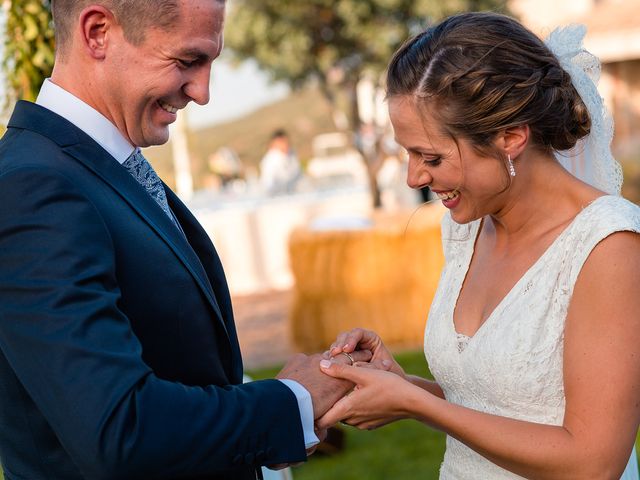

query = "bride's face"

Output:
[[388, 96, 511, 224]]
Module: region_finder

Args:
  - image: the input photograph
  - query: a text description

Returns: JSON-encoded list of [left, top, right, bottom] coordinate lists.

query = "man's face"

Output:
[[104, 0, 225, 147]]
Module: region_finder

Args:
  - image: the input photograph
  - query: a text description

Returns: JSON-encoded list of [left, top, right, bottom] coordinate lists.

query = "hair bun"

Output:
[[540, 66, 564, 87], [546, 70, 591, 151]]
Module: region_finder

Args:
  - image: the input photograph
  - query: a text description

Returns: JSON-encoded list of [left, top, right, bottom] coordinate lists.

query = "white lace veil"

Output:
[[545, 25, 623, 195]]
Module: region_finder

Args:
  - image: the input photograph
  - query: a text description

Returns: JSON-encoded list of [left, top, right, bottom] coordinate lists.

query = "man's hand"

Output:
[[277, 351, 372, 419]]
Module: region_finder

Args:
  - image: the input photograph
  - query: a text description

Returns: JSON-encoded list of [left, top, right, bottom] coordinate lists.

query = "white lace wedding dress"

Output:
[[424, 195, 640, 479]]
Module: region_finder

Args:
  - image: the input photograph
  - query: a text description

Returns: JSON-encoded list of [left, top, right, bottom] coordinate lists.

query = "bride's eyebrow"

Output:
[[406, 145, 440, 154]]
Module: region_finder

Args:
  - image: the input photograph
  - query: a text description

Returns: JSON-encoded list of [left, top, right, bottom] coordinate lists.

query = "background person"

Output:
[[260, 129, 302, 195]]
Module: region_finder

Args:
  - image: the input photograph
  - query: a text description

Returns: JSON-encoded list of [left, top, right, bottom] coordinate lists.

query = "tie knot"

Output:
[[124, 150, 153, 180]]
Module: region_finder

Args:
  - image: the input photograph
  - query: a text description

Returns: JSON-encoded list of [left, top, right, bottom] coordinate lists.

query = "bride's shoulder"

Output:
[[583, 195, 640, 231], [563, 196, 640, 294]]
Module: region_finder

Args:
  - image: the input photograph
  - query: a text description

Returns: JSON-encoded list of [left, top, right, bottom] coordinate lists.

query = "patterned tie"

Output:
[[123, 149, 180, 229]]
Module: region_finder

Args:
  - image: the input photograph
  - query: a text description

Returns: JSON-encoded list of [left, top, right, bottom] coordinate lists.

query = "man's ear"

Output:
[[496, 124, 530, 160], [78, 6, 115, 60]]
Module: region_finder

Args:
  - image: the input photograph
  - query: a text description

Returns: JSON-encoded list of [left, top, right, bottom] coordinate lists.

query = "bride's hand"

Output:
[[325, 328, 406, 378], [315, 359, 420, 431]]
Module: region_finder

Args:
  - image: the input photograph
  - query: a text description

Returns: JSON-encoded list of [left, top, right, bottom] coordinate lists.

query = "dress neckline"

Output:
[[450, 194, 610, 350]]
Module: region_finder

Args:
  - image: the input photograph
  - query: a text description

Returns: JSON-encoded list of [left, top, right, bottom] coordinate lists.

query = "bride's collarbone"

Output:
[[453, 257, 523, 337], [453, 235, 552, 337], [453, 208, 582, 337]]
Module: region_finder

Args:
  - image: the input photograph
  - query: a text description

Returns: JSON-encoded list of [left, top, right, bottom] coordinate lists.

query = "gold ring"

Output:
[[341, 351, 355, 366]]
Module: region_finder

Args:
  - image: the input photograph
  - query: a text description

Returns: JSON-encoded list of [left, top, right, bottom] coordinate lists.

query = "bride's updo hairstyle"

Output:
[[386, 12, 591, 156]]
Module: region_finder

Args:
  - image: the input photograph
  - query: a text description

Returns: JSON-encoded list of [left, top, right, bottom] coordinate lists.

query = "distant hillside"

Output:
[[145, 86, 336, 191]]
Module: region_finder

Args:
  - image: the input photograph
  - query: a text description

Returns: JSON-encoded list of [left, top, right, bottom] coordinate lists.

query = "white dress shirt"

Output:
[[35, 79, 318, 449]]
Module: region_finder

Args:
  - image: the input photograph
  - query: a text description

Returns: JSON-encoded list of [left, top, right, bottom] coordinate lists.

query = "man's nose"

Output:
[[185, 67, 211, 106]]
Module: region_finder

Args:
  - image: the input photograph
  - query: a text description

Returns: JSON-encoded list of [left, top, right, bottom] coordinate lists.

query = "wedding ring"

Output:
[[340, 351, 355, 366]]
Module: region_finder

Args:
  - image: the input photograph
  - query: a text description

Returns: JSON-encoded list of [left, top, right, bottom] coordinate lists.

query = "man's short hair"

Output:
[[51, 0, 180, 56]]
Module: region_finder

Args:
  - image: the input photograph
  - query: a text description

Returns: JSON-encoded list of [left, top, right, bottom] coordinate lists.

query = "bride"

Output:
[[317, 12, 640, 479]]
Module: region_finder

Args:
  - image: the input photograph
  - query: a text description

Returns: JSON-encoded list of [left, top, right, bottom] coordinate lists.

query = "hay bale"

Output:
[[288, 205, 446, 353]]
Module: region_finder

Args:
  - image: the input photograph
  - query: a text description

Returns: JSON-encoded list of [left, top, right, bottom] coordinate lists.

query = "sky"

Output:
[[186, 55, 290, 129]]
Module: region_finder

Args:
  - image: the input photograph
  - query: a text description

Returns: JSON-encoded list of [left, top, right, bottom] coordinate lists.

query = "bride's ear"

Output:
[[495, 125, 529, 160]]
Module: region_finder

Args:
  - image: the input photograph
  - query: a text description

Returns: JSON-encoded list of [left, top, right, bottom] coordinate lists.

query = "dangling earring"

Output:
[[507, 154, 516, 177]]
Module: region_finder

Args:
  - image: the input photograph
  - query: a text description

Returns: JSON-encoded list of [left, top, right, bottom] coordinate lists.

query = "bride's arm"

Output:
[[405, 375, 445, 399], [319, 231, 640, 479]]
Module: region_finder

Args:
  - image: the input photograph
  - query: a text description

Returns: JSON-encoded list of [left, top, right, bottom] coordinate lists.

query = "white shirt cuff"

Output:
[[278, 379, 320, 449]]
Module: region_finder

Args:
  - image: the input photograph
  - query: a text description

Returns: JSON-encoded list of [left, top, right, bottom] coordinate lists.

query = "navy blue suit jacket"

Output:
[[0, 101, 305, 479]]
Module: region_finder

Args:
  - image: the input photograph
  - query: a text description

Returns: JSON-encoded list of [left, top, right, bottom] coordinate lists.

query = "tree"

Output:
[[226, 0, 508, 207], [2, 0, 54, 114]]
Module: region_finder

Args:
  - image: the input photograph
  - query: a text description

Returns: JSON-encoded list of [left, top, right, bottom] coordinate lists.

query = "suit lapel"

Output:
[[167, 191, 244, 381], [8, 101, 230, 344]]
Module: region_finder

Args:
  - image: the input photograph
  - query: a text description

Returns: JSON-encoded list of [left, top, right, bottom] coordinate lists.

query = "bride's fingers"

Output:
[[320, 358, 371, 384], [352, 349, 372, 363], [330, 329, 354, 349], [316, 395, 352, 430], [356, 420, 385, 431], [331, 349, 372, 365], [329, 328, 373, 356], [329, 333, 353, 356], [346, 415, 397, 431], [354, 359, 392, 370], [314, 427, 328, 443]]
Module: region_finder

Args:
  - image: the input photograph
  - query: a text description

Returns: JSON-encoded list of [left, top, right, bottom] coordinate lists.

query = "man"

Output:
[[0, 1, 361, 478]]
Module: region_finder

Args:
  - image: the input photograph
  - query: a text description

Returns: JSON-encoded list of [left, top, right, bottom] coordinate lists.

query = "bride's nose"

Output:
[[407, 160, 433, 190]]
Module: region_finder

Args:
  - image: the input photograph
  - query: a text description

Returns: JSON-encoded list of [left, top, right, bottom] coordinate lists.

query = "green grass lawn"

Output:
[[1, 350, 638, 479]]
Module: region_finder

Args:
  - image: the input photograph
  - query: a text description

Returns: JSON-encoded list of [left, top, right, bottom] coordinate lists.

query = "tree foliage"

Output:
[[2, 0, 54, 112], [226, 0, 508, 89], [225, 0, 509, 206]]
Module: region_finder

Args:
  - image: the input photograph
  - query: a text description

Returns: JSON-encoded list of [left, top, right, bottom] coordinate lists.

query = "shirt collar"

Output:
[[36, 79, 135, 164]]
